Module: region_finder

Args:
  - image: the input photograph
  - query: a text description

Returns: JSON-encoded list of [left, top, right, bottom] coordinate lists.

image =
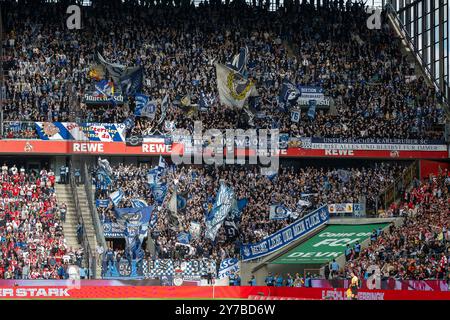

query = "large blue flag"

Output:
[[226, 46, 249, 76], [151, 182, 168, 205], [119, 66, 143, 96], [279, 79, 301, 105], [205, 183, 235, 241], [135, 94, 156, 118]]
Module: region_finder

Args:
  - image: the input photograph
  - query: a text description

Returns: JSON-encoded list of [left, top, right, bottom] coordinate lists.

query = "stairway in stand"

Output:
[[76, 185, 102, 277], [54, 184, 82, 252]]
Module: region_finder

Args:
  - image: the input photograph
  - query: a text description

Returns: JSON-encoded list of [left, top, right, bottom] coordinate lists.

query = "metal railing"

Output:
[[83, 161, 107, 250], [68, 161, 97, 279]]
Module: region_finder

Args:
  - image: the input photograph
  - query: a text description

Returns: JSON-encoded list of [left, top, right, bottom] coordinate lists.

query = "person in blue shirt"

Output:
[[370, 230, 377, 243], [376, 227, 383, 237], [79, 267, 86, 279], [304, 273, 312, 288], [229, 272, 236, 286], [286, 273, 294, 287], [234, 272, 241, 286], [275, 273, 283, 287], [330, 259, 340, 278], [248, 275, 256, 286], [353, 241, 361, 258], [265, 272, 274, 286]]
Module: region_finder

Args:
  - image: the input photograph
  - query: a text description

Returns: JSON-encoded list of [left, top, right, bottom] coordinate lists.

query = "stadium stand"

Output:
[[0, 0, 448, 290], [0, 165, 84, 279], [345, 172, 450, 280], [1, 1, 446, 140]]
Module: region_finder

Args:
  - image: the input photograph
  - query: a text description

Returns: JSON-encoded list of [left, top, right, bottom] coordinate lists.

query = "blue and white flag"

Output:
[[97, 168, 112, 187], [297, 199, 311, 208], [109, 189, 124, 207], [218, 258, 240, 279], [177, 232, 191, 245], [205, 183, 235, 241], [307, 99, 317, 120], [337, 169, 351, 183], [123, 116, 135, 130], [131, 198, 148, 208], [95, 79, 114, 97], [120, 67, 143, 96], [279, 79, 301, 105], [227, 46, 249, 75], [151, 182, 168, 205], [98, 158, 113, 177], [189, 221, 201, 239], [157, 94, 169, 125], [114, 206, 153, 261], [135, 94, 157, 118], [269, 204, 298, 220], [158, 155, 167, 170], [291, 109, 301, 123], [114, 206, 153, 222]]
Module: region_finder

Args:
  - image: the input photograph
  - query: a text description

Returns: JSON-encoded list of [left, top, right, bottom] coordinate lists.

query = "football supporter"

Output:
[[0, 166, 83, 279], [345, 172, 450, 280], [94, 161, 407, 266], [1, 1, 446, 140]]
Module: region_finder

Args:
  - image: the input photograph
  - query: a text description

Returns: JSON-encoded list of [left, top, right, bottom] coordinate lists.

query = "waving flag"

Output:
[[269, 204, 299, 220], [151, 182, 168, 205], [120, 66, 143, 96], [109, 189, 124, 207], [205, 183, 235, 241], [131, 198, 148, 208], [114, 206, 153, 261], [158, 155, 167, 170], [279, 79, 301, 105], [157, 94, 169, 125], [226, 46, 249, 75], [98, 158, 113, 177], [177, 232, 191, 245], [135, 94, 157, 118], [216, 63, 255, 109]]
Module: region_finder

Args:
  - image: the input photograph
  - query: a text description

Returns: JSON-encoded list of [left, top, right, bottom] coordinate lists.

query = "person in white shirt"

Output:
[[10, 164, 18, 175]]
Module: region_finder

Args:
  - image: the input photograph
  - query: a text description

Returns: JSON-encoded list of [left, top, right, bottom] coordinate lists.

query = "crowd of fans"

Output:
[[1, 0, 446, 140], [344, 171, 450, 280], [94, 161, 407, 263], [0, 164, 83, 279]]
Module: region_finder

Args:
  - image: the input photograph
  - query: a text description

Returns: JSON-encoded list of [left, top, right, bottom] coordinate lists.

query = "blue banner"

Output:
[[240, 205, 329, 261], [103, 222, 125, 238], [96, 199, 110, 208], [135, 94, 156, 118]]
